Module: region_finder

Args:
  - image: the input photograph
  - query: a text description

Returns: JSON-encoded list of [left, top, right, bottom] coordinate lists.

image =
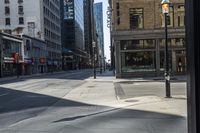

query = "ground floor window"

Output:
[[121, 51, 156, 72], [160, 50, 186, 74], [160, 51, 172, 71]]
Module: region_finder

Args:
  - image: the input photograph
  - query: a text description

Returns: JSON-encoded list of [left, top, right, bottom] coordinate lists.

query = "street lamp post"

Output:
[[161, 0, 171, 98], [93, 41, 96, 79]]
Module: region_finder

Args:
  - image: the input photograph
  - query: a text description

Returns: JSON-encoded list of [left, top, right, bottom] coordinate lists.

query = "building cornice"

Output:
[[112, 28, 185, 40]]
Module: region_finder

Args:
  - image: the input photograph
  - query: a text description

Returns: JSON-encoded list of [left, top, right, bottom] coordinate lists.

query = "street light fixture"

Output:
[[161, 0, 171, 98], [93, 41, 96, 79]]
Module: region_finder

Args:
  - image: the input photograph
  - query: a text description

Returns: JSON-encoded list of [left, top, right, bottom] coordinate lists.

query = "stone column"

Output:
[[115, 40, 121, 78], [171, 50, 176, 75], [155, 39, 160, 76], [186, 0, 200, 133]]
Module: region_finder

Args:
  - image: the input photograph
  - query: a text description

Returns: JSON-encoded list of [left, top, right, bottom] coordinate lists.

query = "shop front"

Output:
[[3, 56, 23, 77], [115, 38, 186, 78]]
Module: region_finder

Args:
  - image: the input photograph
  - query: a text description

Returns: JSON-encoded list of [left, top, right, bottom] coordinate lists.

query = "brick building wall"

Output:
[[109, 0, 186, 78], [111, 0, 184, 30]]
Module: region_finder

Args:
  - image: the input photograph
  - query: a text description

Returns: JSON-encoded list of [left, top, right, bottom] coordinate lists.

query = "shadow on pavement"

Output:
[[0, 86, 187, 133], [0, 86, 185, 121], [0, 69, 93, 85]]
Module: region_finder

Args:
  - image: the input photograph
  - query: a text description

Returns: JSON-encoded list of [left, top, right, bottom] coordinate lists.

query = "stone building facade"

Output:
[[109, 0, 185, 78], [0, 0, 62, 72]]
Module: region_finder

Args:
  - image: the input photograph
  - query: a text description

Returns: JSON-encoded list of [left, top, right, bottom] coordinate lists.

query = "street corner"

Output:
[[119, 95, 187, 117], [62, 80, 117, 106]]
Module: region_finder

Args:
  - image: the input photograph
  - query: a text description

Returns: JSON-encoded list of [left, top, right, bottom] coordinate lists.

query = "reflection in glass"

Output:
[[121, 51, 156, 72], [121, 40, 155, 50]]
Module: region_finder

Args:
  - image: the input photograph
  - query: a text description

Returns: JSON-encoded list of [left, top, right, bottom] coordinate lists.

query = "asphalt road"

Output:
[[0, 70, 187, 133]]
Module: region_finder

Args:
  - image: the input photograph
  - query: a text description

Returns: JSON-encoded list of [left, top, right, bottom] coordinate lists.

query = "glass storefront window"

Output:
[[160, 38, 185, 48], [175, 38, 185, 47], [160, 51, 172, 71], [121, 51, 156, 72], [121, 40, 155, 50]]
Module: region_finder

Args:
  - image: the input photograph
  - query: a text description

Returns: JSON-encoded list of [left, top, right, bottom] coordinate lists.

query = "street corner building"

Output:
[[0, 0, 62, 73], [109, 0, 185, 78], [0, 33, 23, 77]]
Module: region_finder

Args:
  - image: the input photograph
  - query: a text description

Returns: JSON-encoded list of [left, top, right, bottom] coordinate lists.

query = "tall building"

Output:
[[62, 0, 87, 70], [84, 0, 94, 67], [0, 0, 62, 71], [109, 0, 185, 78], [94, 2, 105, 71]]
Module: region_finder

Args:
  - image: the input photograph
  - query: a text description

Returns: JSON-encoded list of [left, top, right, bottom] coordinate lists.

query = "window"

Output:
[[18, 6, 24, 14], [129, 8, 143, 29], [161, 6, 174, 27], [116, 2, 120, 25], [177, 5, 185, 27], [26, 40, 31, 51], [5, 6, 10, 15], [4, 0, 9, 4], [28, 22, 35, 36], [19, 17, 24, 24], [121, 52, 156, 72], [5, 18, 10, 25], [117, 18, 120, 25], [18, 0, 23, 3], [121, 40, 155, 50]]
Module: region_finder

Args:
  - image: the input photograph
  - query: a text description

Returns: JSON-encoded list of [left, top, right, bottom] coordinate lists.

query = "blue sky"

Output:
[[94, 0, 110, 61]]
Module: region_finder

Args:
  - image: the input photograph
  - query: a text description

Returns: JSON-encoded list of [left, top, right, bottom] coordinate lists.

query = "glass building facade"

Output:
[[93, 3, 104, 53], [94, 2, 105, 69], [62, 0, 86, 70]]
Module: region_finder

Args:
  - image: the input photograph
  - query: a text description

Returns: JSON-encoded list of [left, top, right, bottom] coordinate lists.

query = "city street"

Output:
[[0, 70, 187, 133]]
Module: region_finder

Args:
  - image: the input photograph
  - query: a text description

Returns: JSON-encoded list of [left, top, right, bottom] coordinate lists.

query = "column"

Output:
[[156, 39, 160, 76], [115, 40, 121, 78], [186, 0, 200, 133]]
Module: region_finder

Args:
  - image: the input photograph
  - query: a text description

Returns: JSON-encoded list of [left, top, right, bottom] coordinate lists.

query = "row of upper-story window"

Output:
[[43, 0, 60, 15], [44, 17, 60, 32], [46, 40, 62, 52], [4, 0, 23, 4], [44, 28, 60, 42], [116, 3, 185, 29], [4, 6, 24, 15], [5, 17, 24, 25], [43, 6, 60, 23], [47, 51, 61, 59]]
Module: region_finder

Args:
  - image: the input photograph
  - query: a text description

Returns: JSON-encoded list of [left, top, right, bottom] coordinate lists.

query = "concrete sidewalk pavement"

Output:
[[64, 70, 187, 132]]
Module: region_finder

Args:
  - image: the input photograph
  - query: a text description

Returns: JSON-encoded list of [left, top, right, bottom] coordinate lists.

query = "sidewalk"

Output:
[[65, 70, 187, 132]]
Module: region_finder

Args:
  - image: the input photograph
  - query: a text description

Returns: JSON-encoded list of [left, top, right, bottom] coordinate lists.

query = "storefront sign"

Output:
[[4, 57, 14, 63], [12, 52, 19, 63], [24, 58, 33, 64]]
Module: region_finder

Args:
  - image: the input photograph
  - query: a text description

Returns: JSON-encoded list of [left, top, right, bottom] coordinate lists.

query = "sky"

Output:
[[94, 0, 111, 62]]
